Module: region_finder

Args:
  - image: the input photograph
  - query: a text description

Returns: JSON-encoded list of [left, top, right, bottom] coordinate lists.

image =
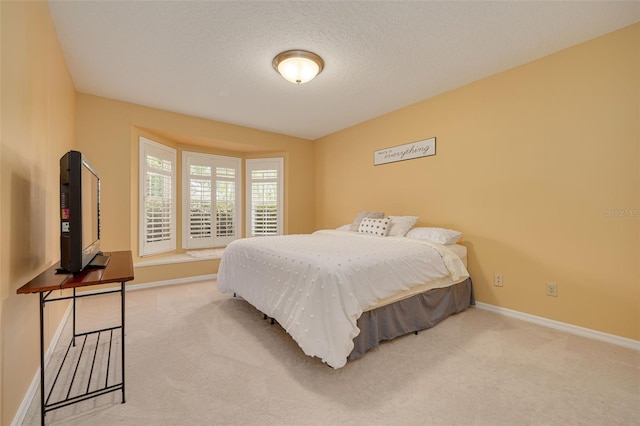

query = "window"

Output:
[[139, 137, 176, 256], [182, 152, 241, 248], [139, 139, 282, 256], [246, 158, 283, 237]]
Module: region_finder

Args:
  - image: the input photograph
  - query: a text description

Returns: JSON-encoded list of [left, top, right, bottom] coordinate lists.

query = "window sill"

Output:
[[134, 249, 225, 268]]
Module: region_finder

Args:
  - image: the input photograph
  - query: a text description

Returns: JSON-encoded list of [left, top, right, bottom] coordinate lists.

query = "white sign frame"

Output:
[[374, 137, 436, 166]]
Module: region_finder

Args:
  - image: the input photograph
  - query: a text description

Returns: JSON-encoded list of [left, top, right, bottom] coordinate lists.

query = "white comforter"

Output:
[[217, 230, 469, 368]]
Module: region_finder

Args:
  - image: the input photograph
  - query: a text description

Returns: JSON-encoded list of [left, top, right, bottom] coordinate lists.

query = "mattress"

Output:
[[365, 243, 467, 311], [217, 230, 469, 368]]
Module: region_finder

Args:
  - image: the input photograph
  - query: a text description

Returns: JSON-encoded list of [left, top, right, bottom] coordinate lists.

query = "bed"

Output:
[[217, 228, 473, 368]]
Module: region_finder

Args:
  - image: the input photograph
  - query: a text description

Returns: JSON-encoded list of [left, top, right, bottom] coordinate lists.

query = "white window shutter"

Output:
[[182, 152, 241, 249], [246, 158, 283, 237], [139, 137, 176, 256]]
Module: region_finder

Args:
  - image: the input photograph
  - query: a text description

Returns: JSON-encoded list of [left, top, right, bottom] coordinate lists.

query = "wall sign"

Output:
[[374, 137, 436, 166]]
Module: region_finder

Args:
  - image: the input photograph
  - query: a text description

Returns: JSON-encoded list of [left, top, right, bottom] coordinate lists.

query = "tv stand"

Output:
[[17, 251, 134, 425]]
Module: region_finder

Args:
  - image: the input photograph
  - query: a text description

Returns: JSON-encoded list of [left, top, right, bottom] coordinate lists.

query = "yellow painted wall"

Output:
[[74, 94, 315, 282], [0, 1, 76, 423], [1, 3, 637, 423], [315, 24, 640, 340]]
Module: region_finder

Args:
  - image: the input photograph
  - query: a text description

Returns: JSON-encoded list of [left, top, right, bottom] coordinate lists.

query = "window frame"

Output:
[[138, 137, 177, 257], [245, 158, 284, 237], [181, 151, 242, 249]]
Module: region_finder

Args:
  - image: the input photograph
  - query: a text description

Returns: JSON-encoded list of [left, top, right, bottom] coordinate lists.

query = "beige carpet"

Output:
[[23, 280, 640, 425]]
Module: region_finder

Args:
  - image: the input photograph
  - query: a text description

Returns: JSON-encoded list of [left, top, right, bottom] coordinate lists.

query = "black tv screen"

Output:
[[60, 150, 101, 273]]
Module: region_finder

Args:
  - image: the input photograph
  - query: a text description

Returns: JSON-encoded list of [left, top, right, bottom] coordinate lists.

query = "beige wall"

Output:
[[0, 1, 76, 423], [1, 3, 638, 423], [75, 94, 315, 282], [1, 3, 315, 421], [315, 24, 640, 340]]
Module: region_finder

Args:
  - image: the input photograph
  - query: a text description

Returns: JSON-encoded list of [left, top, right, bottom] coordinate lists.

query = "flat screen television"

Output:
[[59, 150, 108, 273]]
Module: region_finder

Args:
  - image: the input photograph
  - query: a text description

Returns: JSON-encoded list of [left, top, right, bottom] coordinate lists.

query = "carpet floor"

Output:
[[23, 280, 640, 425]]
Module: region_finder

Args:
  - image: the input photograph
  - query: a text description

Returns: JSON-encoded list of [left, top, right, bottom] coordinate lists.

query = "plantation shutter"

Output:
[[139, 138, 176, 256], [182, 152, 240, 248], [186, 156, 214, 247], [246, 158, 283, 237], [215, 163, 237, 244]]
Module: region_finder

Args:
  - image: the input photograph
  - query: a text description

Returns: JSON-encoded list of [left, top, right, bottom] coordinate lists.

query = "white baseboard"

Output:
[[12, 273, 216, 425], [475, 302, 640, 351], [12, 302, 73, 426]]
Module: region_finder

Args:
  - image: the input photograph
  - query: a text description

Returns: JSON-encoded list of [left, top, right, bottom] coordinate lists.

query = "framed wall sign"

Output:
[[374, 137, 436, 166]]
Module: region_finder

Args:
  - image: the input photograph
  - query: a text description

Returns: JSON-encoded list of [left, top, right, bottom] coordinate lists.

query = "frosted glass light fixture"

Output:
[[273, 50, 324, 84]]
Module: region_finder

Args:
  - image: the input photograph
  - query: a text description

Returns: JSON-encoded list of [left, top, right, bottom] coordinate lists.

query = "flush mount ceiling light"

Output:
[[272, 50, 324, 85]]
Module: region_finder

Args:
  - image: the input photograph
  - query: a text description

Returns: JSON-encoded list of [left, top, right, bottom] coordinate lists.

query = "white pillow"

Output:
[[406, 227, 462, 245], [357, 217, 390, 237], [349, 211, 384, 232], [387, 216, 419, 237], [336, 224, 350, 231]]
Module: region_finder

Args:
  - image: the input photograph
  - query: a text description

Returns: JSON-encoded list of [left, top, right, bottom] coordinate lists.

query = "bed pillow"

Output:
[[405, 227, 462, 245], [387, 215, 419, 237], [357, 217, 390, 237], [349, 211, 384, 232], [336, 224, 350, 231]]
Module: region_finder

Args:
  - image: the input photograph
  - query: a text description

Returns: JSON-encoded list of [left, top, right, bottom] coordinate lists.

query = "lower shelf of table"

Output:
[[44, 326, 124, 413]]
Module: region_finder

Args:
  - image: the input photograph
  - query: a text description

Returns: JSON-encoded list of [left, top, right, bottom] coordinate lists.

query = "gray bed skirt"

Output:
[[348, 277, 474, 362]]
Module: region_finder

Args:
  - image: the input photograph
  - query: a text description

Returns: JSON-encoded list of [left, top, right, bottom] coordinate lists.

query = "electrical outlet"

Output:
[[546, 282, 558, 297], [494, 273, 503, 287]]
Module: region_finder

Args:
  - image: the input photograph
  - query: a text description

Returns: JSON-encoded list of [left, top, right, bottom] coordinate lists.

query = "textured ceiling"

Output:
[[48, 1, 640, 140]]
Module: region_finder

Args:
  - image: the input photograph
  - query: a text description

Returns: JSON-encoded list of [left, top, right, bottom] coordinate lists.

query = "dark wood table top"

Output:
[[17, 251, 134, 294]]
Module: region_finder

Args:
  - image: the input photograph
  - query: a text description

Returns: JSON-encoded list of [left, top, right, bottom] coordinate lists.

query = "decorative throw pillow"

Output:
[[357, 217, 390, 237], [349, 211, 384, 232], [405, 227, 462, 245], [387, 215, 419, 237]]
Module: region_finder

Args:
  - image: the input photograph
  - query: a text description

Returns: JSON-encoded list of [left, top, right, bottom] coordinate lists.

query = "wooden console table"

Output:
[[17, 250, 134, 425]]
